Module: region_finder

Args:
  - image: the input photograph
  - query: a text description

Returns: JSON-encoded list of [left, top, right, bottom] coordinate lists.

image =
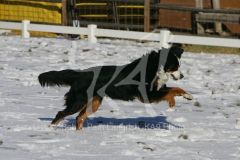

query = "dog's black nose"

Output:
[[180, 74, 184, 79]]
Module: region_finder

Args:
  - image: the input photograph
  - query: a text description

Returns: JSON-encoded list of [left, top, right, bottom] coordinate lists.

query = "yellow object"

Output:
[[76, 3, 106, 6], [77, 3, 144, 19], [80, 14, 143, 18], [117, 5, 144, 9], [0, 1, 145, 37], [76, 3, 144, 9], [0, 0, 62, 37]]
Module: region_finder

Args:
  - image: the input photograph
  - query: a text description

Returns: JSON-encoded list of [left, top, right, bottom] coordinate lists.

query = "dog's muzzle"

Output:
[[170, 71, 184, 80]]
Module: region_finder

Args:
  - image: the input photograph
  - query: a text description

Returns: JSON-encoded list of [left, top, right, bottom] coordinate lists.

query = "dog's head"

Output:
[[164, 46, 184, 81]]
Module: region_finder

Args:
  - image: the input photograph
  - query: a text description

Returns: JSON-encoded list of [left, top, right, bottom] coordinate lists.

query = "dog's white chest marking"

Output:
[[156, 66, 169, 90]]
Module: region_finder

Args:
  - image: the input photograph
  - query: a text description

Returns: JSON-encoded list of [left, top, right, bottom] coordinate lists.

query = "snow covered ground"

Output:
[[0, 36, 240, 160]]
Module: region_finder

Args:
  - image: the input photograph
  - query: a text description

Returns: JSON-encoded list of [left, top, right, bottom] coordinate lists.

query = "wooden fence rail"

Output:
[[62, 0, 240, 37], [0, 0, 239, 37]]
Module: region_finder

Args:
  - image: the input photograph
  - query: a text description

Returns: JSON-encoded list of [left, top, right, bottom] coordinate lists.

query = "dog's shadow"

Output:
[[39, 115, 183, 130]]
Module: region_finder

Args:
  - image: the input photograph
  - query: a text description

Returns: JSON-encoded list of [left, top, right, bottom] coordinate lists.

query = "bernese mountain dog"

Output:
[[38, 46, 193, 130]]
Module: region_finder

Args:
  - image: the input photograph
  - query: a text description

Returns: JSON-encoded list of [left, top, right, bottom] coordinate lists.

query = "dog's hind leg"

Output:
[[49, 105, 84, 129], [76, 96, 103, 130], [49, 109, 71, 129], [49, 102, 87, 129], [49, 92, 88, 129]]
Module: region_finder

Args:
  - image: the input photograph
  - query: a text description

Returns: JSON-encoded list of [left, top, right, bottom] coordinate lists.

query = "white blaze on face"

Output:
[[167, 54, 183, 80], [174, 54, 181, 66]]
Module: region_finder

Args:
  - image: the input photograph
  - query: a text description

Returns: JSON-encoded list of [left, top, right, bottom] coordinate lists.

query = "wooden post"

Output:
[[62, 0, 69, 37], [212, 0, 223, 34], [195, 0, 204, 34], [114, 2, 119, 29], [144, 0, 150, 32], [62, 0, 68, 26], [196, 0, 203, 8], [67, 0, 73, 26]]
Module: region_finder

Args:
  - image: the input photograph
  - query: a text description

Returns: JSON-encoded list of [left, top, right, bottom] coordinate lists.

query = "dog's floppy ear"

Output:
[[170, 46, 184, 58]]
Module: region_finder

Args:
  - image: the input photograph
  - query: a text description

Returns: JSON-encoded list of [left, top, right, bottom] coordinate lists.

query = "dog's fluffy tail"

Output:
[[38, 69, 80, 87]]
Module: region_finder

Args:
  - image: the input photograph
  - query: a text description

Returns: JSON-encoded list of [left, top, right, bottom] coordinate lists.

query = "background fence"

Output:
[[0, 0, 240, 39]]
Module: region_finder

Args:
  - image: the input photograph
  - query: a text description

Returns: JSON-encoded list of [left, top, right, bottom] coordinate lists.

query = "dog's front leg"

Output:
[[147, 87, 193, 108], [164, 87, 193, 100], [147, 91, 176, 108]]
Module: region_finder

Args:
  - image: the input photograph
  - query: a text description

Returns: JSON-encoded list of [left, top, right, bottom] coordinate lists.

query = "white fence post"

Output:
[[0, 20, 238, 48], [22, 20, 30, 38], [88, 24, 97, 44], [159, 29, 171, 49]]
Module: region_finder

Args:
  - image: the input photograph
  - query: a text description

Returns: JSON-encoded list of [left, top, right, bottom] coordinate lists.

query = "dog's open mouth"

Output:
[[171, 74, 178, 80]]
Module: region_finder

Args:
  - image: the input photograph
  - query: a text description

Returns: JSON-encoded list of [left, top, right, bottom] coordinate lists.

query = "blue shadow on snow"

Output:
[[39, 115, 184, 130]]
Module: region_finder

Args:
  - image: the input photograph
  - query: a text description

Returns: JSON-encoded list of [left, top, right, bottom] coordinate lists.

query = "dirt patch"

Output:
[[183, 45, 240, 55]]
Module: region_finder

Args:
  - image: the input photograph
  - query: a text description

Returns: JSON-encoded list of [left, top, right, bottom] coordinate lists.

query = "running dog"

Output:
[[38, 46, 193, 130]]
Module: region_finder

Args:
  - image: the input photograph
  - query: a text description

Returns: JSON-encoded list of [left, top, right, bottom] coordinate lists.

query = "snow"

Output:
[[0, 36, 240, 159]]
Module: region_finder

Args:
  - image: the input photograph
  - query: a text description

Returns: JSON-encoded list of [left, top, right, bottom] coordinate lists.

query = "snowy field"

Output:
[[0, 36, 240, 160]]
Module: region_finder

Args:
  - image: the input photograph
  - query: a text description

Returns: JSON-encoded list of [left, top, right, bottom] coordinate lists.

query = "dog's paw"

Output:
[[169, 105, 175, 108], [182, 94, 193, 100], [48, 124, 57, 130]]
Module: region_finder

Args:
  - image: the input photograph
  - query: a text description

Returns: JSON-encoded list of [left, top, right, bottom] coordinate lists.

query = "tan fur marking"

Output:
[[76, 96, 102, 130], [149, 87, 190, 108], [51, 111, 67, 126], [51, 104, 87, 126], [149, 92, 175, 108], [153, 79, 159, 88], [165, 87, 187, 96]]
